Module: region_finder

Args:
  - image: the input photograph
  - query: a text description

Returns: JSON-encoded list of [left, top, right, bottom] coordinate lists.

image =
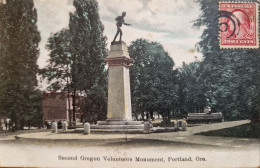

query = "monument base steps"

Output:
[[73, 127, 177, 134], [91, 124, 145, 129], [97, 120, 144, 125], [91, 120, 152, 130]]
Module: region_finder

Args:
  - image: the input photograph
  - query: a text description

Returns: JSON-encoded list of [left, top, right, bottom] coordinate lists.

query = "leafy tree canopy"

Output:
[[0, 0, 42, 130], [129, 39, 178, 119]]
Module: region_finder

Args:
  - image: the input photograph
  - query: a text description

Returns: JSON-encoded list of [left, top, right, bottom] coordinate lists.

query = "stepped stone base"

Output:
[[73, 127, 177, 134], [74, 128, 146, 134], [97, 120, 144, 125], [91, 120, 152, 130], [91, 124, 145, 129]]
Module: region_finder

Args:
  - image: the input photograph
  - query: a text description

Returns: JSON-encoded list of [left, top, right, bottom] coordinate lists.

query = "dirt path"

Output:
[[10, 120, 257, 149], [130, 120, 258, 149], [130, 120, 251, 139], [186, 120, 251, 135]]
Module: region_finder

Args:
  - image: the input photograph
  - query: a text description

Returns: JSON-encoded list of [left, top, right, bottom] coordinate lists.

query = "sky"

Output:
[[34, 0, 204, 69]]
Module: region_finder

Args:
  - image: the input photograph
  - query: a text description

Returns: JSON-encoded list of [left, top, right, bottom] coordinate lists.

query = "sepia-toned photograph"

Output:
[[0, 0, 259, 167]]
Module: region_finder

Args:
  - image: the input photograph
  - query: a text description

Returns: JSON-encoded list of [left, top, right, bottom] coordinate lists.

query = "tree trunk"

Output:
[[67, 83, 71, 125], [28, 119, 31, 130], [150, 111, 154, 120], [141, 111, 145, 121], [132, 107, 138, 120], [73, 87, 76, 123], [20, 118, 24, 130], [134, 111, 138, 121], [10, 114, 15, 132], [8, 120, 11, 131], [14, 116, 18, 131]]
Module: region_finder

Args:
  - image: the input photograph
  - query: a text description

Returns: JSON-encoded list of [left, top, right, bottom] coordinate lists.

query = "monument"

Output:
[[91, 41, 147, 131], [91, 12, 150, 131]]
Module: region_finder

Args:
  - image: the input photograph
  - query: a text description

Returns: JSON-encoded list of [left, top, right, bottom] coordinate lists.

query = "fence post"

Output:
[[84, 123, 90, 135], [181, 120, 187, 131], [62, 121, 67, 131], [144, 122, 150, 134], [51, 122, 57, 133]]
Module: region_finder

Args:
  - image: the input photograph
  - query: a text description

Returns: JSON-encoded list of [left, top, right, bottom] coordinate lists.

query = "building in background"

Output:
[[42, 92, 82, 122]]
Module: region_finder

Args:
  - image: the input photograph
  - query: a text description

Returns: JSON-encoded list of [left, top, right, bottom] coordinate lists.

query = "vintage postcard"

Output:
[[0, 0, 259, 168]]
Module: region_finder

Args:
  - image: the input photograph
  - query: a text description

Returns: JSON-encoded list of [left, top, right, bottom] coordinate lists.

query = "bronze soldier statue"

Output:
[[112, 12, 131, 43]]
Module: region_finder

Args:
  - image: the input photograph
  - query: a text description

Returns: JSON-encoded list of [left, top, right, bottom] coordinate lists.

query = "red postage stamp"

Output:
[[219, 2, 259, 49]]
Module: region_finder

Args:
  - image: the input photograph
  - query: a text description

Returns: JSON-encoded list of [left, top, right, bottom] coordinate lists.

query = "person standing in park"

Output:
[[44, 120, 48, 129], [4, 119, 8, 130]]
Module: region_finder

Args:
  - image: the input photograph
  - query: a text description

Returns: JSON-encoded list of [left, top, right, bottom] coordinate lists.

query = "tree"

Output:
[[0, 0, 42, 130], [69, 0, 108, 123], [193, 0, 260, 120], [41, 28, 73, 123], [129, 39, 178, 120], [177, 61, 207, 115], [42, 0, 108, 124]]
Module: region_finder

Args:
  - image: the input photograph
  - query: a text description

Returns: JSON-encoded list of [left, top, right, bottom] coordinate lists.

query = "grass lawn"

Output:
[[197, 122, 260, 138]]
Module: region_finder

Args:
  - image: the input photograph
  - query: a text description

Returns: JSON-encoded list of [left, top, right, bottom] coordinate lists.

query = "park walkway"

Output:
[[11, 120, 259, 150], [130, 120, 259, 149]]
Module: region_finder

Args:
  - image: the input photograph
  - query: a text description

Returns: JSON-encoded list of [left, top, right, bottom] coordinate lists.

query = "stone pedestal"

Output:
[[91, 41, 150, 132], [106, 41, 133, 120]]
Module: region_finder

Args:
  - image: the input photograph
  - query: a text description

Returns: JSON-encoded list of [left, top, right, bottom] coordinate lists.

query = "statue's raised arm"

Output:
[[112, 12, 131, 43]]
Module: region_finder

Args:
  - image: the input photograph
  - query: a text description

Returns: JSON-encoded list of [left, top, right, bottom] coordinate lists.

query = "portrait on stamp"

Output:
[[219, 2, 259, 49]]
